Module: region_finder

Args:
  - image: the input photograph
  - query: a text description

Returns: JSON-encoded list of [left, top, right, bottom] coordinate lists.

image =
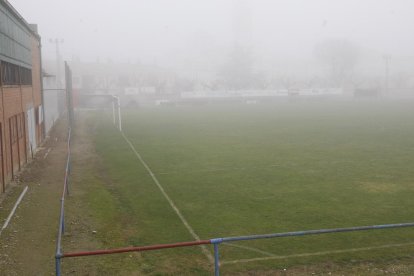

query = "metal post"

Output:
[[117, 96, 122, 132], [214, 243, 220, 276], [66, 157, 70, 196], [112, 99, 116, 125], [384, 55, 391, 96], [64, 62, 73, 126], [55, 255, 61, 276], [65, 174, 69, 196], [61, 210, 65, 234], [65, 157, 70, 196]]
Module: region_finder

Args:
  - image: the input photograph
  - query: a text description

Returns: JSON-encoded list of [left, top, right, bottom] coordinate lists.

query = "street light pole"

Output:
[[112, 99, 116, 125], [49, 38, 64, 89], [383, 55, 391, 96]]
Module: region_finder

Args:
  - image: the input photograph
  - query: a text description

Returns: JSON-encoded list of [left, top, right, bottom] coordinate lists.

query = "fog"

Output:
[[10, 0, 414, 96]]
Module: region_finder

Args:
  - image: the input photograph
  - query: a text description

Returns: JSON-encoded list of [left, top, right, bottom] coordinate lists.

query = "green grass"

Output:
[[85, 99, 414, 274]]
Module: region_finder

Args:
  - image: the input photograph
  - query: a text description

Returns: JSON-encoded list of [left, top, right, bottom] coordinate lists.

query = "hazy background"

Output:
[[10, 0, 414, 59], [9, 0, 414, 93]]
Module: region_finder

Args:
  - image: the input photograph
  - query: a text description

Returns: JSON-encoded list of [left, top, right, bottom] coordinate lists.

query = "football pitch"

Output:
[[80, 99, 414, 274]]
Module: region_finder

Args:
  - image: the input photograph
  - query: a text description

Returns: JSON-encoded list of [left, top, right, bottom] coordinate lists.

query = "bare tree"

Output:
[[314, 39, 359, 87]]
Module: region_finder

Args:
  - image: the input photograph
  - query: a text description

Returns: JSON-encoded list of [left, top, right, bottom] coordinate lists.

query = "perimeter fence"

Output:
[[55, 127, 72, 276], [56, 220, 414, 275]]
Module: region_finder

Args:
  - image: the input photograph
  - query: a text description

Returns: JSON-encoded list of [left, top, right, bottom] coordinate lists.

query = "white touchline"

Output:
[[221, 241, 414, 265], [121, 132, 214, 263], [0, 186, 28, 237], [224, 243, 276, 257], [156, 164, 282, 176]]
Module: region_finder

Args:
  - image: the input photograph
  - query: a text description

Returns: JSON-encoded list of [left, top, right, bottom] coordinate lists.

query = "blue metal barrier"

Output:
[[60, 222, 414, 276], [55, 127, 72, 276], [210, 222, 414, 275]]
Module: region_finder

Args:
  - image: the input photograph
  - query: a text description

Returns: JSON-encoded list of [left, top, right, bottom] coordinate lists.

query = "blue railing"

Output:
[[60, 222, 414, 275], [55, 127, 72, 276]]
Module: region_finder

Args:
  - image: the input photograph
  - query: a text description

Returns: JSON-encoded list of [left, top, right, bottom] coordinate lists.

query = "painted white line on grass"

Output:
[[221, 241, 414, 265], [0, 186, 28, 237], [120, 132, 214, 263], [43, 148, 52, 159], [224, 243, 276, 257], [156, 164, 281, 176]]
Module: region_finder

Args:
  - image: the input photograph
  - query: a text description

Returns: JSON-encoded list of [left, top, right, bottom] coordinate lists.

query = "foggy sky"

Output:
[[9, 0, 414, 67]]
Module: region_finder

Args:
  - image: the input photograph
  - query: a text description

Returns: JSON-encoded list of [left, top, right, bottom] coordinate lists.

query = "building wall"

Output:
[[31, 35, 44, 145], [43, 76, 61, 134], [0, 1, 43, 192]]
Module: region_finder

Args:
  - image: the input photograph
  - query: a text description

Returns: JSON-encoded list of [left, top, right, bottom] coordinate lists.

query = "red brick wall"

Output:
[[21, 86, 34, 110], [0, 33, 42, 192], [1, 87, 22, 184]]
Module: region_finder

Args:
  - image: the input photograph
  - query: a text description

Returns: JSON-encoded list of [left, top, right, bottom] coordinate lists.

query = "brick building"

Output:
[[0, 0, 44, 192]]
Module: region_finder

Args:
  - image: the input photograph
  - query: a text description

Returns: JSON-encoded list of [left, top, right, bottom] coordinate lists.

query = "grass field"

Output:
[[68, 99, 414, 274]]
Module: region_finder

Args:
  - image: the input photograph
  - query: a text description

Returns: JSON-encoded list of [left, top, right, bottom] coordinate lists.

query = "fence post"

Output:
[[62, 209, 65, 234], [214, 243, 220, 276], [55, 254, 62, 276], [66, 163, 70, 196]]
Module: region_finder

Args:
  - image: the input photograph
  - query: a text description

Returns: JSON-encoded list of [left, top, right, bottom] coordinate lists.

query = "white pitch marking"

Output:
[[43, 148, 52, 159], [156, 164, 281, 176], [221, 241, 414, 265], [120, 132, 214, 263], [224, 243, 276, 257], [0, 186, 28, 237]]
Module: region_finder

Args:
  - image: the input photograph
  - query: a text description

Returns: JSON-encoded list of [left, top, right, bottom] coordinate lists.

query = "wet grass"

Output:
[[86, 99, 414, 274]]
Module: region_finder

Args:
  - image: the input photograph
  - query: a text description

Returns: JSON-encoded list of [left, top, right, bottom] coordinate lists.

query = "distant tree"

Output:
[[314, 39, 359, 87]]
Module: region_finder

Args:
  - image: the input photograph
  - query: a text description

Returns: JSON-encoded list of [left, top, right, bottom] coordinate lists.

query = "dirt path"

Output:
[[0, 120, 69, 275], [0, 113, 141, 276]]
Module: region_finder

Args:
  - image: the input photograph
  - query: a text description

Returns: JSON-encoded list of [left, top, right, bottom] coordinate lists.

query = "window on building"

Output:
[[0, 61, 32, 85], [1, 61, 20, 85], [20, 67, 32, 85]]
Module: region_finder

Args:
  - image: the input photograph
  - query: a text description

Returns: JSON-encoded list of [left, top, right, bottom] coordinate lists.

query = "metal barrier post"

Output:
[[214, 243, 220, 276], [55, 254, 62, 276], [211, 238, 222, 276], [62, 211, 65, 234], [55, 127, 72, 276], [65, 163, 70, 196]]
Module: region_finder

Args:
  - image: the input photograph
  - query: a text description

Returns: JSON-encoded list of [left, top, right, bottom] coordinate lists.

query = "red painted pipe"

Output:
[[63, 240, 211, 258]]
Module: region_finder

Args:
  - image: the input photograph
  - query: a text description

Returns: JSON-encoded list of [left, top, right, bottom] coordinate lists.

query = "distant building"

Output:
[[0, 0, 44, 192]]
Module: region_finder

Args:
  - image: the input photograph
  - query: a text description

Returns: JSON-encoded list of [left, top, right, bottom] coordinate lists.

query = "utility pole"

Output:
[[383, 55, 391, 96], [65, 62, 74, 127], [49, 38, 64, 88]]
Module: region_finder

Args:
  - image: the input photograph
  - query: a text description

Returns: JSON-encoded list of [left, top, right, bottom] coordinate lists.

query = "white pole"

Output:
[[112, 98, 116, 125], [117, 96, 122, 132]]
